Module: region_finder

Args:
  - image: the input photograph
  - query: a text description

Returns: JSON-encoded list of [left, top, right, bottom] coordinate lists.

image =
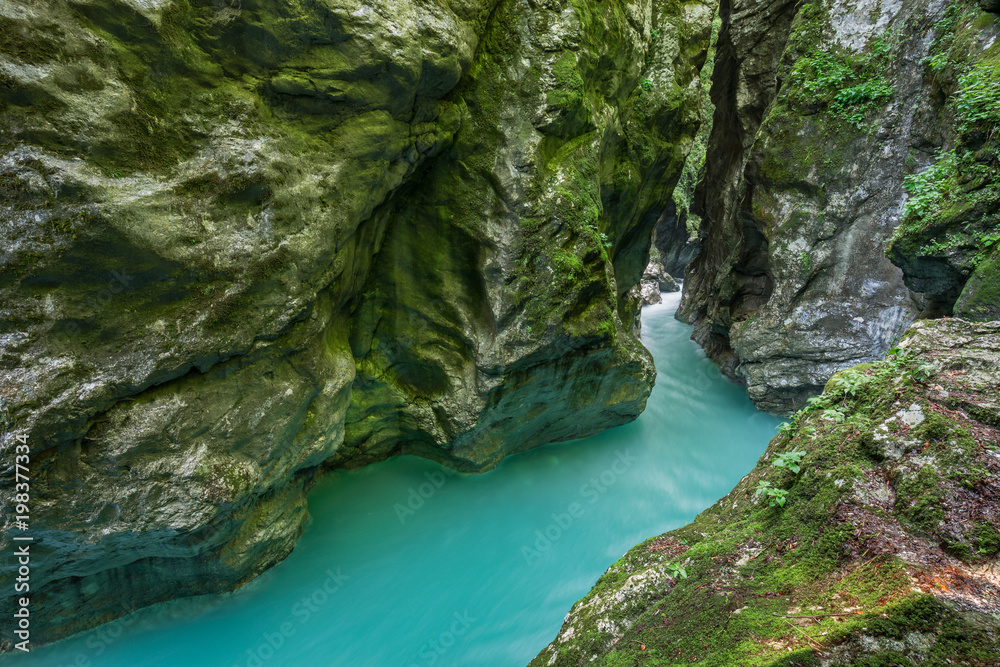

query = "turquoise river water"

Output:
[[11, 292, 781, 667]]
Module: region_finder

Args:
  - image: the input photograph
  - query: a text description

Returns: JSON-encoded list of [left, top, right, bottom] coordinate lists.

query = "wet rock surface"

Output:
[[0, 0, 711, 647]]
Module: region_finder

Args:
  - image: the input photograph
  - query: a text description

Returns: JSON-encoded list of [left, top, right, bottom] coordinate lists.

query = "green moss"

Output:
[[955, 246, 1000, 320], [547, 51, 586, 109], [668, 10, 720, 235], [757, 104, 859, 192], [974, 522, 1000, 556], [534, 332, 1000, 666], [825, 596, 1000, 665], [887, 1, 1000, 284], [897, 467, 945, 534]]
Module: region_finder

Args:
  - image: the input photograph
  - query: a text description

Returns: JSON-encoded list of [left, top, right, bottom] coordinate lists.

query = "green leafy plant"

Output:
[[831, 371, 869, 398], [789, 29, 901, 128], [910, 361, 938, 383], [640, 78, 654, 92], [900, 149, 957, 222], [805, 395, 827, 410], [775, 421, 794, 436], [772, 450, 807, 474], [755, 481, 789, 507], [822, 407, 847, 422], [667, 562, 688, 579], [886, 346, 914, 362], [954, 61, 1000, 134], [799, 250, 812, 271]]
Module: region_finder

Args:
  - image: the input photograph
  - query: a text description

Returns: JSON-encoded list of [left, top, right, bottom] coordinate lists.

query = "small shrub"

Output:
[[954, 62, 1000, 135], [901, 150, 957, 222], [772, 450, 808, 474], [823, 407, 847, 422], [832, 371, 869, 398], [755, 481, 790, 507]]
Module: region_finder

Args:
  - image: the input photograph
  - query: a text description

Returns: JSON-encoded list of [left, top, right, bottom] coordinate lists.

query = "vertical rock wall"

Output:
[[678, 0, 1000, 414], [0, 0, 712, 647]]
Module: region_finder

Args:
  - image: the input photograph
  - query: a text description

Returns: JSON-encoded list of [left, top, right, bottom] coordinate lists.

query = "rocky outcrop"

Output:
[[676, 0, 1000, 414], [884, 1, 1000, 322], [652, 10, 718, 281], [531, 316, 1000, 666], [646, 260, 680, 294], [630, 260, 679, 309], [652, 199, 701, 277], [0, 0, 712, 647]]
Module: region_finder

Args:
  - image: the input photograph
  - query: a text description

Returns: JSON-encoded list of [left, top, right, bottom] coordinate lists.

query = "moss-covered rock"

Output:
[[531, 317, 1000, 666], [675, 0, 1000, 415], [0, 0, 712, 649], [885, 2, 1000, 315]]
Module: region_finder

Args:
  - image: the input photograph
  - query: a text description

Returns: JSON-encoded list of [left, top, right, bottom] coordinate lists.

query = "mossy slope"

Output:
[[532, 317, 1000, 666]]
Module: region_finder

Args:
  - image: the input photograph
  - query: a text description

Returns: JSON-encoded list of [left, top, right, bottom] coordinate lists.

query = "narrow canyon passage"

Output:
[[14, 294, 780, 667]]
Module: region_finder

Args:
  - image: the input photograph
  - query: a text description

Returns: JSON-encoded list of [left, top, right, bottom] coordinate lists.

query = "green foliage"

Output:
[[804, 395, 827, 411], [900, 150, 957, 221], [799, 250, 812, 271], [789, 29, 901, 128], [670, 12, 721, 237], [666, 562, 688, 579], [772, 450, 807, 474], [883, 347, 938, 384], [890, 2, 1000, 278], [822, 406, 847, 422], [831, 371, 869, 398], [639, 78, 654, 92], [954, 61, 1000, 135], [910, 360, 939, 383], [755, 480, 789, 507]]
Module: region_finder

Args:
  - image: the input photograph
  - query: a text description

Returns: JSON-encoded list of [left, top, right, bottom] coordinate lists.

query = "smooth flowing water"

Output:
[[12, 293, 781, 667]]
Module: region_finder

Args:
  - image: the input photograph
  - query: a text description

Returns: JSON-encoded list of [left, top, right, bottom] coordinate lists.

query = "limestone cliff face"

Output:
[[0, 0, 711, 646], [886, 1, 1000, 321], [678, 0, 1000, 414]]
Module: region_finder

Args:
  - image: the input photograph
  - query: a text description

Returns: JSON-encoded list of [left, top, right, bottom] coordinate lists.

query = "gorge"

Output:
[[2, 0, 1000, 664], [8, 295, 782, 666]]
